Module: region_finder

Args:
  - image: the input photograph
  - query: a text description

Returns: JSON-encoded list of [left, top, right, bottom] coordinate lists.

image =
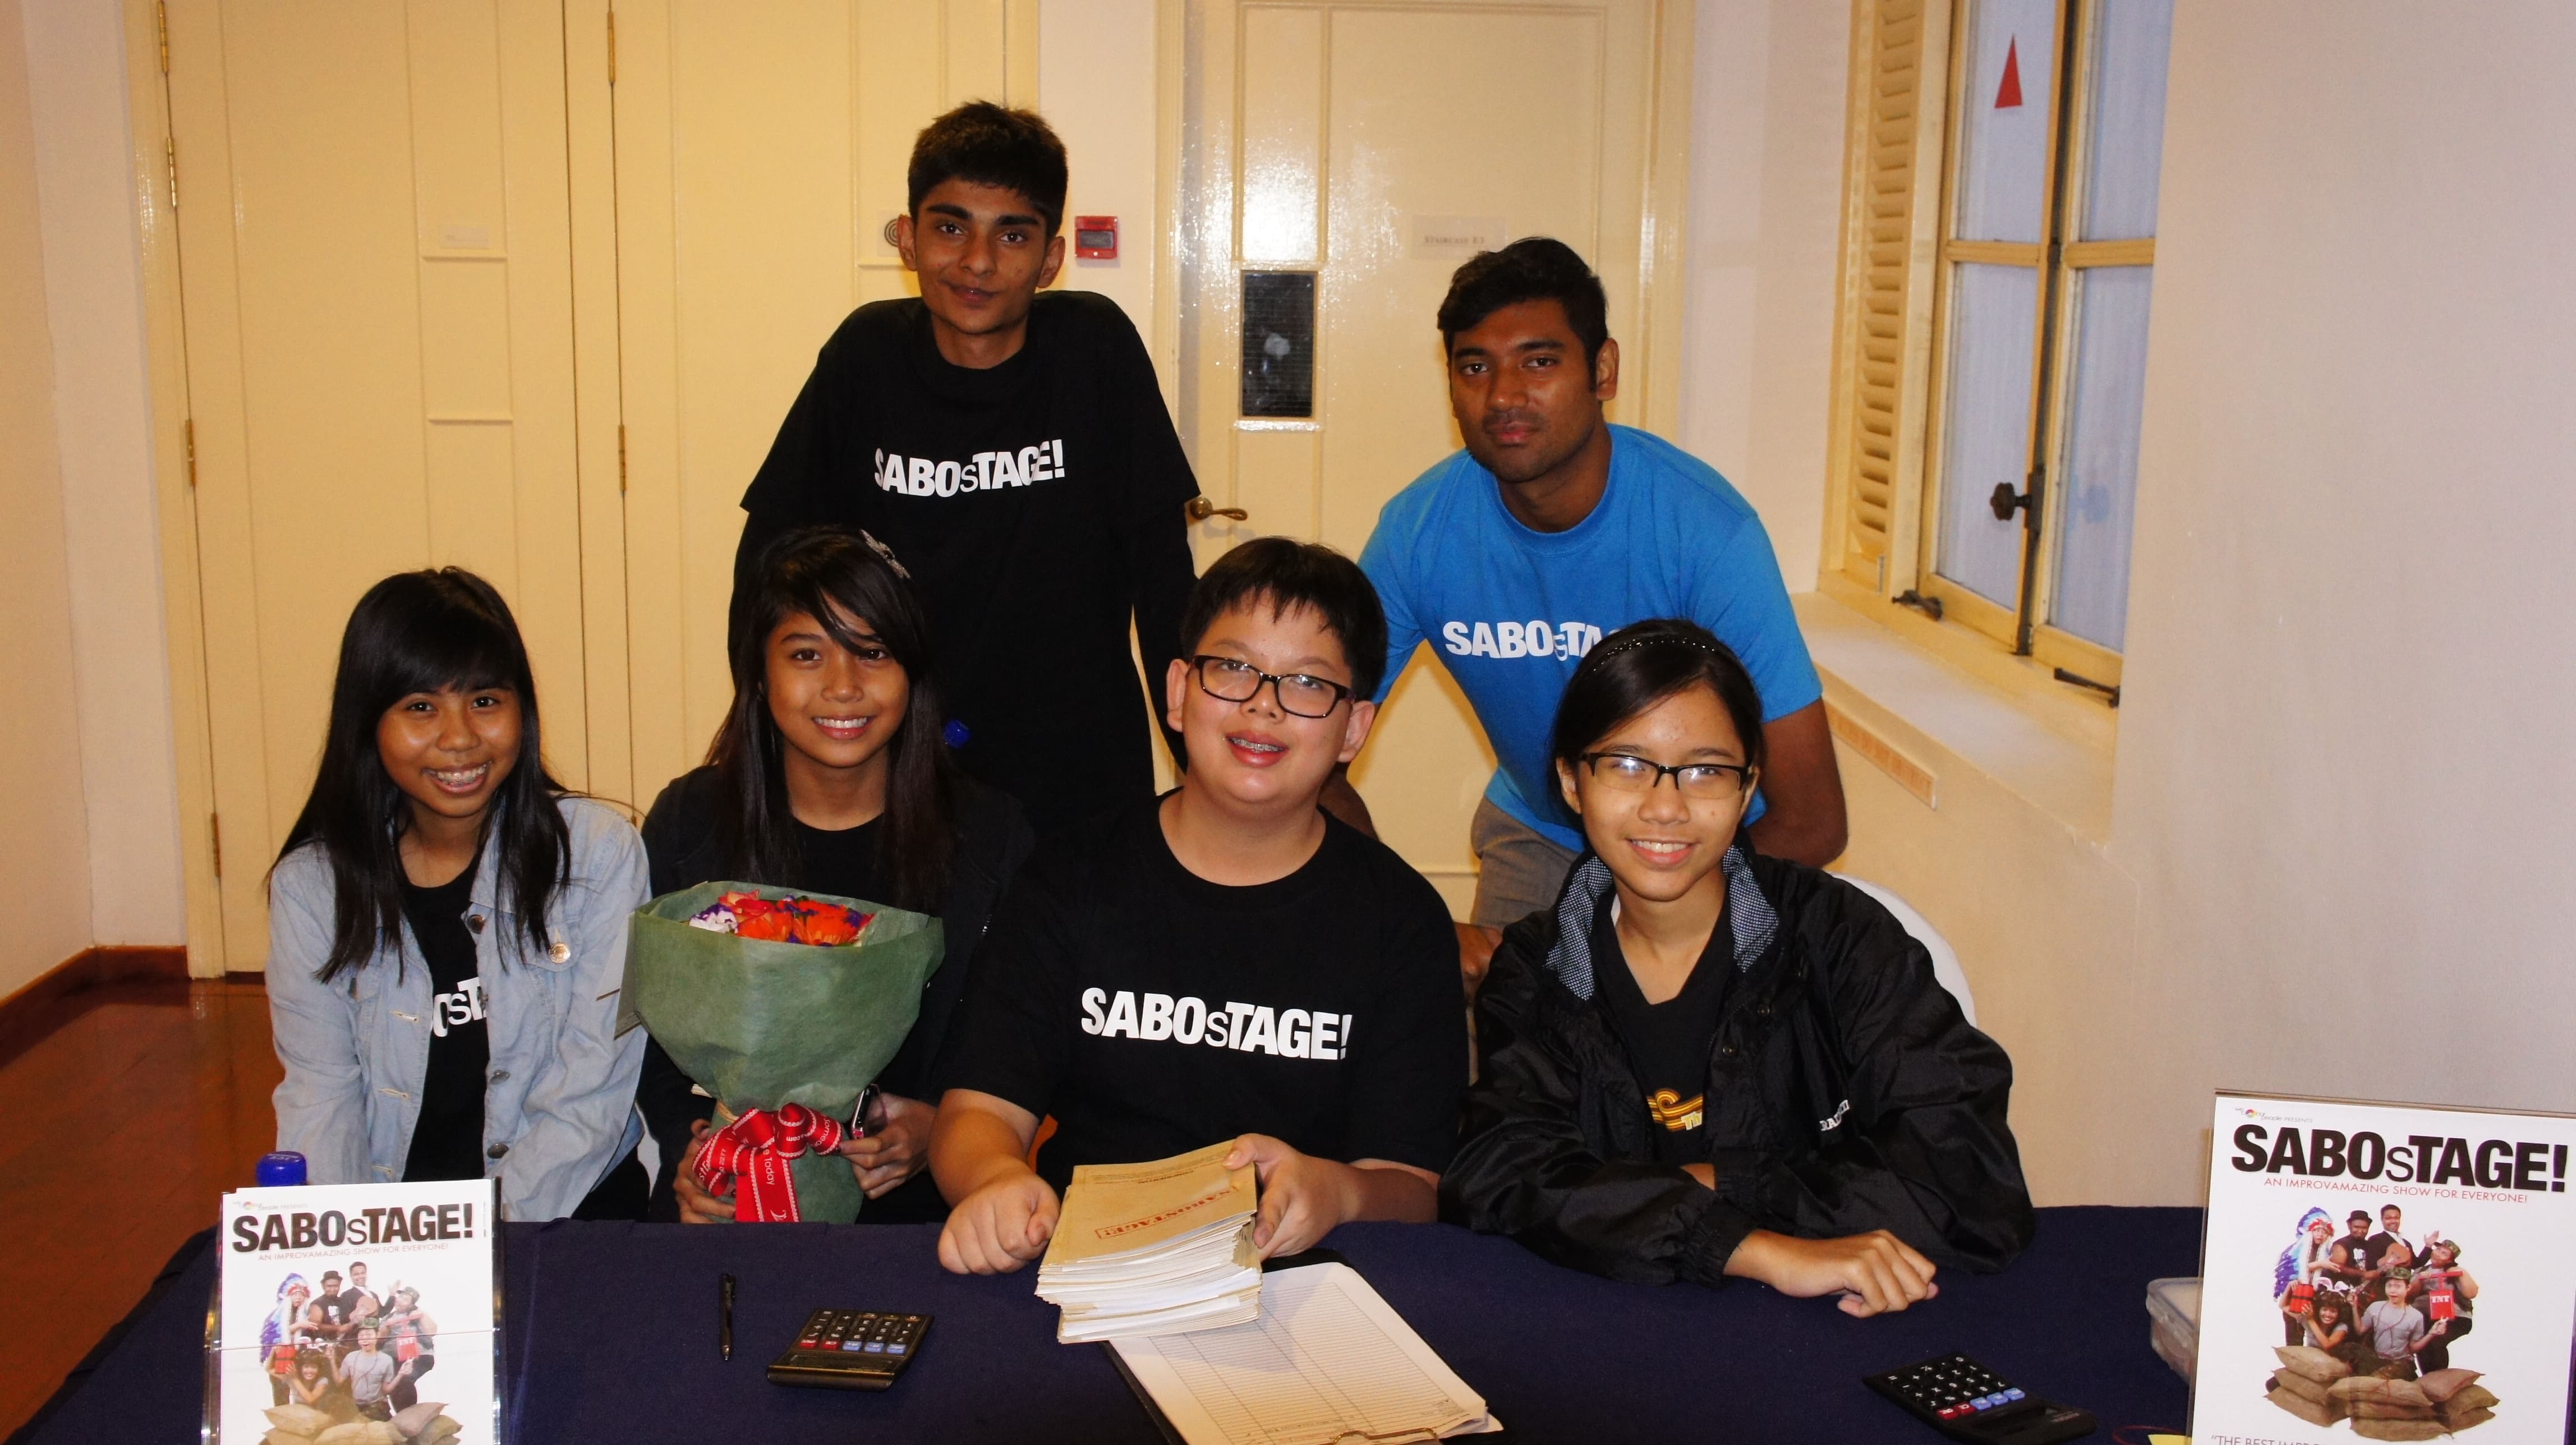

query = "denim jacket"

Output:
[[266, 797, 648, 1219]]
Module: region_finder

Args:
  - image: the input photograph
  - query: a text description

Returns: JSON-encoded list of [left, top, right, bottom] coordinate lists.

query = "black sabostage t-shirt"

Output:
[[401, 862, 489, 1184], [935, 798, 1468, 1190], [1590, 900, 1732, 1168], [736, 291, 1200, 837]]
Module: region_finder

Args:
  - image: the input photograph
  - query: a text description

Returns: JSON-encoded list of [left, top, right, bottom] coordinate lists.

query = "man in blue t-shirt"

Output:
[[1353, 238, 1846, 984]]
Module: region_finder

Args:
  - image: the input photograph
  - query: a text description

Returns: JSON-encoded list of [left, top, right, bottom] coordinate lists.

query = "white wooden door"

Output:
[[1179, 0, 1691, 912], [611, 0, 1038, 804], [165, 0, 609, 969]]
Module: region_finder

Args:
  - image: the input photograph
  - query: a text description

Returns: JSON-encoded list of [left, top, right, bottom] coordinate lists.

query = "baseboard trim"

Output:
[[0, 945, 192, 1067]]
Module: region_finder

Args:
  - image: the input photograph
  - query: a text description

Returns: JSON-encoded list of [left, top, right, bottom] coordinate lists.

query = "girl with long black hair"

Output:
[[1443, 618, 2032, 1310], [266, 569, 650, 1219], [639, 526, 1033, 1223]]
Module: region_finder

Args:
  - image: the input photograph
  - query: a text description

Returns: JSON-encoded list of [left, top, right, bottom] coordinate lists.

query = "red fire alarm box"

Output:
[[1074, 215, 1119, 259]]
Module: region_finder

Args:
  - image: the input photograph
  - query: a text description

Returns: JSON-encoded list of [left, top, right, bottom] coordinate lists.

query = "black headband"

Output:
[[1586, 634, 1725, 665]]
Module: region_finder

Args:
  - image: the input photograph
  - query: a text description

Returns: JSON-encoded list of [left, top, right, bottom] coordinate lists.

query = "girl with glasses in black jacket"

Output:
[[1442, 618, 2034, 1314]]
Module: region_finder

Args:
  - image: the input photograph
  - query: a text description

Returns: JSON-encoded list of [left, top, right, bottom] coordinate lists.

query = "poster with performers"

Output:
[[211, 1179, 500, 1445], [2194, 1093, 2576, 1444]]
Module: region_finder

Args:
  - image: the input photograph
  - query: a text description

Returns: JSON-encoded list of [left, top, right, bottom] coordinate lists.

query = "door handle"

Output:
[[1185, 496, 1249, 523]]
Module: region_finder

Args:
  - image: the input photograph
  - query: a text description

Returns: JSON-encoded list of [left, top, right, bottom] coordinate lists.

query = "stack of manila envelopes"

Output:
[[1038, 1142, 1262, 1343]]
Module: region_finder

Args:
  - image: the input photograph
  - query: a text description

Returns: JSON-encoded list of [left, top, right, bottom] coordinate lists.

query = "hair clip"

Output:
[[859, 529, 912, 580], [1588, 634, 1723, 664]]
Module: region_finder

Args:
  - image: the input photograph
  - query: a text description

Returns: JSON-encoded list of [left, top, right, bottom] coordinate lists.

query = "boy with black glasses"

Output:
[[929, 539, 1466, 1274]]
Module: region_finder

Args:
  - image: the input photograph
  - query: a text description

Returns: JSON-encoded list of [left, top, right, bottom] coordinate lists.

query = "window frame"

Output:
[[1838, 0, 2153, 691]]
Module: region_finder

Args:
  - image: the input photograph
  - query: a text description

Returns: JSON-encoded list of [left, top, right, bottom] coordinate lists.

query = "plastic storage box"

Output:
[[2145, 1276, 2201, 1384]]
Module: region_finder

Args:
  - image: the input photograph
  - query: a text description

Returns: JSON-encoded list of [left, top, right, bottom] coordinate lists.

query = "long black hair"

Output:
[[1549, 618, 1768, 775], [273, 569, 572, 983], [713, 526, 955, 911]]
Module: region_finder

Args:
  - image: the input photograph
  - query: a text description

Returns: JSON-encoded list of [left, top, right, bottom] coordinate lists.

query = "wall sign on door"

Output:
[[1408, 214, 1509, 259], [1240, 271, 1316, 418]]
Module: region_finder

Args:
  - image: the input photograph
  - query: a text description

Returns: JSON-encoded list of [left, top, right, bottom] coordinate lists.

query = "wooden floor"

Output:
[[0, 977, 279, 1437]]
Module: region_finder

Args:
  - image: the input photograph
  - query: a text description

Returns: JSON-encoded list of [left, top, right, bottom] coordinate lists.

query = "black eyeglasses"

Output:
[[1576, 752, 1756, 800], [1190, 655, 1353, 719]]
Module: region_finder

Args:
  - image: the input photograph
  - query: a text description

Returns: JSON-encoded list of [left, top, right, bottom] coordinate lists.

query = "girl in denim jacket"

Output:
[[265, 569, 648, 1219]]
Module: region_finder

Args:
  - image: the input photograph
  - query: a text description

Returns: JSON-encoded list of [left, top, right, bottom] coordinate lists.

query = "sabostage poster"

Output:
[[2194, 1093, 2576, 1444], [214, 1179, 499, 1444]]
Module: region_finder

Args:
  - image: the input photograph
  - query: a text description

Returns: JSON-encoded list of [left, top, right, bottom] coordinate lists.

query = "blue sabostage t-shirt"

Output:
[[1358, 425, 1822, 852]]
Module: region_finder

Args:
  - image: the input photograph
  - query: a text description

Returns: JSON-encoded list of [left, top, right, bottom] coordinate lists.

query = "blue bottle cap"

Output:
[[941, 719, 972, 748], [256, 1151, 309, 1187]]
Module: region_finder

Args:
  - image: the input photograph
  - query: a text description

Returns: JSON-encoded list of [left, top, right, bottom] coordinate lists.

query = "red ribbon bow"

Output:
[[693, 1103, 845, 1223]]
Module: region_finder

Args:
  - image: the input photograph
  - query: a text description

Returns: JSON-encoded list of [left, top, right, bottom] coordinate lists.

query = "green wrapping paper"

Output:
[[620, 880, 944, 1223]]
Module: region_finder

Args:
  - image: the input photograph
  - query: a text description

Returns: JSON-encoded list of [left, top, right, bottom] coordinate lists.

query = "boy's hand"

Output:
[[1456, 924, 1502, 1004], [939, 1170, 1060, 1275], [1224, 1134, 1356, 1259], [1724, 1228, 1939, 1317], [673, 1120, 737, 1224]]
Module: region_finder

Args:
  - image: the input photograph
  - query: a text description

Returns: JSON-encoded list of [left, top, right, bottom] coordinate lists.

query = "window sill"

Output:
[[1797, 577, 2117, 843]]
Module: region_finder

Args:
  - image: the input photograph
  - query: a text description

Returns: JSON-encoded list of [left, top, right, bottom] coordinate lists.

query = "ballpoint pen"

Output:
[[721, 1273, 736, 1361]]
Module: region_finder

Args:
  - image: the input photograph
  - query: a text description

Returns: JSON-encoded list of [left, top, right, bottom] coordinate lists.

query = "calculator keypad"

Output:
[[1885, 1354, 2029, 1421], [794, 1308, 925, 1362]]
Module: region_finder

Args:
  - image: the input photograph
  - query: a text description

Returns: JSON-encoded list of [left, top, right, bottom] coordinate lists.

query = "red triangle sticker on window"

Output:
[[1995, 37, 2025, 109]]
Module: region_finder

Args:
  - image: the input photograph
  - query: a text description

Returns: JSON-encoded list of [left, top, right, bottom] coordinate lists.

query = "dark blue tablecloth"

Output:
[[14, 1207, 2201, 1443]]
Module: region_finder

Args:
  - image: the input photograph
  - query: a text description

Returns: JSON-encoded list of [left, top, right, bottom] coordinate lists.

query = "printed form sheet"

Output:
[[1110, 1263, 1498, 1444]]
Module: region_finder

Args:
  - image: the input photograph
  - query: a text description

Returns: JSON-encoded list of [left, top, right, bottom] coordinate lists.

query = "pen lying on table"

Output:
[[721, 1273, 736, 1361]]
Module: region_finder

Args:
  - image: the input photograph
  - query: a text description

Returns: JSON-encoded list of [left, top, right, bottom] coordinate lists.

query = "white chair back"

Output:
[[1838, 877, 1977, 1028]]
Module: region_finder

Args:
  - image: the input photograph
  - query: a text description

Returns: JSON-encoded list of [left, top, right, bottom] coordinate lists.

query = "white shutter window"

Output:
[[1829, 0, 1953, 587]]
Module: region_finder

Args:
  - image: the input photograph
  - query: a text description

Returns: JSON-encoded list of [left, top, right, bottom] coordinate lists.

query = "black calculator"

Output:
[[1864, 1353, 2095, 1443], [767, 1308, 931, 1390]]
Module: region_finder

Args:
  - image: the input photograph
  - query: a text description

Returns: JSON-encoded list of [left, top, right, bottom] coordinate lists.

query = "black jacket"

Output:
[[1442, 848, 2035, 1287], [633, 766, 1034, 1221]]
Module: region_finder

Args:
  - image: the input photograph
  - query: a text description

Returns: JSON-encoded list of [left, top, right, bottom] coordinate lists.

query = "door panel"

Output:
[[1183, 0, 1682, 914], [166, 0, 591, 968], [614, 0, 1038, 803]]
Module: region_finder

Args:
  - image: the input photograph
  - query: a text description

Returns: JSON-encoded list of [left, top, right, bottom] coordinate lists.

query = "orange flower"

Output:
[[719, 891, 871, 946]]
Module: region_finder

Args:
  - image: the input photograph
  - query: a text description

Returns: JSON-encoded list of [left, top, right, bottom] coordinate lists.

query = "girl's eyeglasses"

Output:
[[1576, 752, 1755, 800]]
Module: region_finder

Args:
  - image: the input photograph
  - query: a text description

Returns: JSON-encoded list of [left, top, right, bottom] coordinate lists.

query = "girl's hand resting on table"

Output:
[[1725, 1228, 1940, 1317], [840, 1092, 936, 1198]]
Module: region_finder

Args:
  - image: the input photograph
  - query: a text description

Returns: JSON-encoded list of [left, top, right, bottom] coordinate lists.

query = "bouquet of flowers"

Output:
[[687, 890, 874, 946], [622, 881, 943, 1223]]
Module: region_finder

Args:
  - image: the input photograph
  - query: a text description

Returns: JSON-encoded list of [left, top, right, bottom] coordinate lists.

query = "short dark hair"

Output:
[[908, 102, 1069, 236], [1180, 538, 1391, 700], [1436, 237, 1611, 371], [1549, 619, 1767, 776]]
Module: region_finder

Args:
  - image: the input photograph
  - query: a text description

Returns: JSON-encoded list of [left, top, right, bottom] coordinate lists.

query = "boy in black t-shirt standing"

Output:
[[734, 102, 1200, 837], [930, 539, 1467, 1274]]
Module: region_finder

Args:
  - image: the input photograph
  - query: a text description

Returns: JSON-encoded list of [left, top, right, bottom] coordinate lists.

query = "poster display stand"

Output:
[[204, 1179, 504, 1444], [2193, 1092, 2576, 1444]]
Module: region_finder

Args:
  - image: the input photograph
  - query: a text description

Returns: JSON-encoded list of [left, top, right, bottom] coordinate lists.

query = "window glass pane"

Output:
[[1934, 263, 2041, 607], [1240, 271, 1316, 417], [2049, 266, 2152, 648], [1952, 0, 2059, 243], [2079, 0, 2174, 241]]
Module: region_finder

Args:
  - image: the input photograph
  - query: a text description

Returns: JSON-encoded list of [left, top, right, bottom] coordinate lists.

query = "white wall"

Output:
[[22, 0, 185, 948], [0, 0, 99, 994], [1802, 1, 2576, 1205], [2104, 1, 2576, 1184], [1037, 0, 1161, 343], [1677, 0, 1849, 591]]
